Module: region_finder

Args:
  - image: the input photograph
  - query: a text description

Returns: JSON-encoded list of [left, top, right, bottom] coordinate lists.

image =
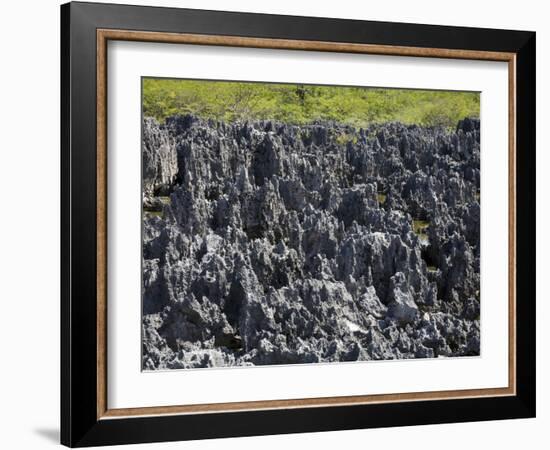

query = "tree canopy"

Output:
[[143, 78, 480, 128]]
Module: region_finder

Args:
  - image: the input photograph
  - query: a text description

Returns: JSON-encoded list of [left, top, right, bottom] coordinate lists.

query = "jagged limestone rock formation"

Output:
[[142, 114, 481, 370], [142, 117, 178, 197]]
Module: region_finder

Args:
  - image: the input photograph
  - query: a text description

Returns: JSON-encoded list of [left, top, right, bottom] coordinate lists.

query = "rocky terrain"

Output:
[[141, 114, 481, 370]]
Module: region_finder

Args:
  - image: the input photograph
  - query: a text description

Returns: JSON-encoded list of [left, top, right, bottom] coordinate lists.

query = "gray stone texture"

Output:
[[141, 115, 481, 370]]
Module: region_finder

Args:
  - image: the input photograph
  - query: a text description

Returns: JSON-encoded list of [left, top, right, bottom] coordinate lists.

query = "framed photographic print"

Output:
[[60, 1, 536, 447]]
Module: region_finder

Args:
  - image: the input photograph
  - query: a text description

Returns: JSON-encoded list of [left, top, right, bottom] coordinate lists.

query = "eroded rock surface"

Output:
[[142, 115, 480, 370]]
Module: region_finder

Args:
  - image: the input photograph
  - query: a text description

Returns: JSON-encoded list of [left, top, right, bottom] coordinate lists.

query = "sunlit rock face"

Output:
[[141, 115, 480, 370]]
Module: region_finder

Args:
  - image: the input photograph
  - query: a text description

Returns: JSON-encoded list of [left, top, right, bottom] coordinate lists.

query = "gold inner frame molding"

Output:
[[96, 28, 517, 420]]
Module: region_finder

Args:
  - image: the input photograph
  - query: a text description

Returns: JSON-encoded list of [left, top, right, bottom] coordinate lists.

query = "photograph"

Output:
[[56, 1, 536, 446], [141, 78, 481, 370]]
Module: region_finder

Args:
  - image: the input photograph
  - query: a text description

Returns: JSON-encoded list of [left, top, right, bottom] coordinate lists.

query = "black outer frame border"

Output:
[[60, 1, 536, 447]]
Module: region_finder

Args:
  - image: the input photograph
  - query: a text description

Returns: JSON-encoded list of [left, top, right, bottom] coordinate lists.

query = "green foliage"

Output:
[[412, 220, 430, 244], [334, 131, 359, 146], [412, 220, 430, 234], [144, 211, 163, 218], [143, 78, 480, 128]]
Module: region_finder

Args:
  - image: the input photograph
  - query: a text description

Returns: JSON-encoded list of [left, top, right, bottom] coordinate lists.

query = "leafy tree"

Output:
[[142, 78, 480, 128]]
